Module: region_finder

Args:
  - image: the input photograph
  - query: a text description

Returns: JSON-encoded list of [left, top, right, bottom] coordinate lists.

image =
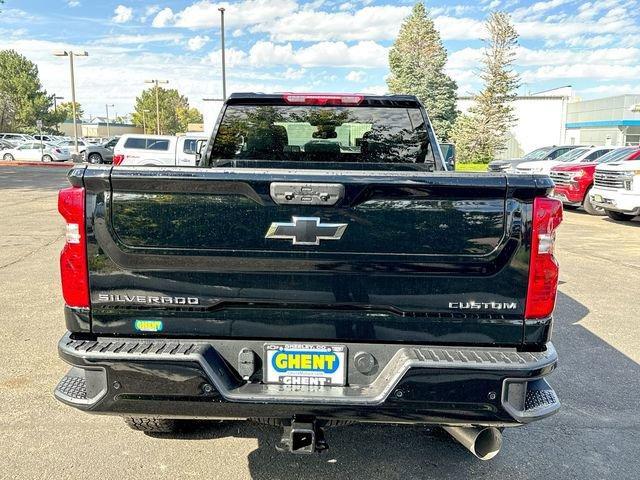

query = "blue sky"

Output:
[[1, 0, 639, 118]]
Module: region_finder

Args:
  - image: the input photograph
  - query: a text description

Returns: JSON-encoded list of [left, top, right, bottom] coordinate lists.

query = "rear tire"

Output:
[[88, 153, 103, 164], [124, 417, 179, 433], [563, 204, 579, 210], [606, 210, 635, 222], [582, 188, 605, 216], [42, 154, 53, 162], [3, 153, 14, 161]]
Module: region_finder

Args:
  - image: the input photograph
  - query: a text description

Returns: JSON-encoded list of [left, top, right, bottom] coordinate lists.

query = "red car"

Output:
[[550, 146, 640, 215]]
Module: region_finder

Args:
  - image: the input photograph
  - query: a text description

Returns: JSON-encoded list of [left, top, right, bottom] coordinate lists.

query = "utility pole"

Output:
[[145, 79, 168, 134], [53, 94, 64, 112], [53, 51, 88, 154], [219, 7, 227, 100], [105, 103, 114, 137], [142, 109, 150, 134]]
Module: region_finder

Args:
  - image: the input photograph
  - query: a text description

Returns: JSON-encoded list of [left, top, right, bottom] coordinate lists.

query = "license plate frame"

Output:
[[264, 344, 347, 387]]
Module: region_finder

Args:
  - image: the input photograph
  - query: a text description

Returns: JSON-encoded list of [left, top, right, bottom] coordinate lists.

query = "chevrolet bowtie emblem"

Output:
[[265, 217, 348, 245]]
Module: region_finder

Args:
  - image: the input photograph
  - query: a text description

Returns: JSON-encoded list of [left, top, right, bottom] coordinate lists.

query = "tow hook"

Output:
[[276, 417, 328, 454]]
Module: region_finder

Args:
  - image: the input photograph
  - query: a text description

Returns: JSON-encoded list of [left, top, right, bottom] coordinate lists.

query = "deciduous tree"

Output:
[[131, 87, 203, 135]]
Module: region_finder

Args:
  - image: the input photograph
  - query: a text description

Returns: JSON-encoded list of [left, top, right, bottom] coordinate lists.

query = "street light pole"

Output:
[[53, 94, 64, 112], [144, 79, 169, 134], [142, 109, 150, 134], [53, 50, 88, 155], [218, 7, 227, 100], [105, 104, 114, 137]]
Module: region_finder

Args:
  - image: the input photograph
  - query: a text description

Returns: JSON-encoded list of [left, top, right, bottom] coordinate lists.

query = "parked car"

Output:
[[488, 145, 581, 172], [516, 146, 612, 175], [82, 137, 119, 164], [55, 138, 89, 154], [55, 92, 563, 460], [589, 147, 640, 221], [0, 138, 16, 150], [0, 133, 35, 143], [0, 141, 71, 162], [549, 147, 638, 215], [33, 134, 56, 142], [112, 133, 208, 167]]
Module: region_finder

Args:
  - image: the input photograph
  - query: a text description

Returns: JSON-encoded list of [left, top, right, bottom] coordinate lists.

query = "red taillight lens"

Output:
[[282, 93, 364, 106], [58, 187, 89, 308], [112, 154, 124, 165], [525, 197, 563, 319]]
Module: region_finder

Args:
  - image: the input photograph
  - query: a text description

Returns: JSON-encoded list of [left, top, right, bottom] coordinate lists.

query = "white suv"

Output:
[[590, 151, 640, 221]]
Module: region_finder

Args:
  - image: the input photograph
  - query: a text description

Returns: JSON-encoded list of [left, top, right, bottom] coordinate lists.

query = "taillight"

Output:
[[627, 150, 640, 161], [282, 93, 364, 106], [58, 187, 89, 308], [525, 197, 563, 319], [112, 154, 124, 165]]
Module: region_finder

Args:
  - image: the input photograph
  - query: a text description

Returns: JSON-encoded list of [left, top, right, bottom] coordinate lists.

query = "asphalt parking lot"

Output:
[[0, 166, 639, 480]]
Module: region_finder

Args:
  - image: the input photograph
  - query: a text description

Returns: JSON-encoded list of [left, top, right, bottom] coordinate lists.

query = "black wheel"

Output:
[[42, 154, 53, 162], [606, 210, 635, 221], [3, 153, 14, 161], [124, 417, 179, 433], [88, 153, 103, 164], [582, 188, 605, 216]]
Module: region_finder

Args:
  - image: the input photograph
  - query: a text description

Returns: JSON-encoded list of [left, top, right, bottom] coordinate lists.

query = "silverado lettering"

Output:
[[55, 93, 563, 460]]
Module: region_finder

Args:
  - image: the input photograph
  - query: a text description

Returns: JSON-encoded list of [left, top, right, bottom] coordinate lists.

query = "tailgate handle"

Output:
[[270, 183, 344, 206]]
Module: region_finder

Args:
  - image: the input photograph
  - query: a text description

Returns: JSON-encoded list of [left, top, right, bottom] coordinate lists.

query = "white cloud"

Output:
[[112, 5, 133, 23], [67, 1, 81, 7], [523, 64, 640, 81], [283, 67, 306, 80], [141, 5, 160, 22], [187, 35, 210, 51], [155, 0, 298, 29], [207, 48, 249, 68], [232, 29, 244, 38], [346, 70, 365, 82], [100, 34, 183, 46], [246, 40, 388, 68], [255, 6, 412, 42], [152, 8, 174, 28], [578, 84, 640, 95]]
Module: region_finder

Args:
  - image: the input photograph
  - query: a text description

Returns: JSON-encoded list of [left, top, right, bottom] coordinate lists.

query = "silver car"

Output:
[[0, 141, 71, 162], [82, 137, 119, 164]]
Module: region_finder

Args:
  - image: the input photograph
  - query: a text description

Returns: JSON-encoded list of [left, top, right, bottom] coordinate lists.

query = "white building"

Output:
[[457, 86, 573, 159]]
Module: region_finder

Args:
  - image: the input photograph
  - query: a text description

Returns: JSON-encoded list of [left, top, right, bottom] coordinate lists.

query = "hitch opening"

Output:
[[276, 417, 328, 454]]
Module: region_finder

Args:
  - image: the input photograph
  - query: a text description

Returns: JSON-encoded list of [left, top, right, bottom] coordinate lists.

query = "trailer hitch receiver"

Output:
[[276, 417, 328, 454]]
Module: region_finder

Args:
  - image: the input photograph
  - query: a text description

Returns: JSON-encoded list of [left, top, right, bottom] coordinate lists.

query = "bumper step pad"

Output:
[[56, 375, 87, 401]]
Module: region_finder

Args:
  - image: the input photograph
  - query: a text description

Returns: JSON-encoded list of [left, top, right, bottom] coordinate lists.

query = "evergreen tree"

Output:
[[387, 2, 458, 141], [452, 12, 520, 163]]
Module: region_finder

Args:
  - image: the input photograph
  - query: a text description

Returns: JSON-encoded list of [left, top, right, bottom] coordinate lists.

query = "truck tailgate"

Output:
[[85, 166, 544, 346]]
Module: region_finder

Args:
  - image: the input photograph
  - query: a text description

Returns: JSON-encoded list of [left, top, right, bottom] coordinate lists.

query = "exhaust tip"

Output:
[[443, 426, 503, 461], [473, 427, 502, 461]]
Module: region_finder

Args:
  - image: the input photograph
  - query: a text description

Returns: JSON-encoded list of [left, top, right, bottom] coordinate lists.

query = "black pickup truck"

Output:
[[55, 93, 562, 460]]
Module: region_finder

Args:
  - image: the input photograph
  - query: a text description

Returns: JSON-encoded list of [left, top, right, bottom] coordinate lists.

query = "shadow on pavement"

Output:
[[145, 290, 640, 479]]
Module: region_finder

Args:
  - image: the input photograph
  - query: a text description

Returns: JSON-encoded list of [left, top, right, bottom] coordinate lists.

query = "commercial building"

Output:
[[564, 95, 640, 147], [58, 119, 143, 138], [457, 87, 572, 160]]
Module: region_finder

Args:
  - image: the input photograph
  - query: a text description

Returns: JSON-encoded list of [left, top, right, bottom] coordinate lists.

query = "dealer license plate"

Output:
[[264, 344, 347, 386]]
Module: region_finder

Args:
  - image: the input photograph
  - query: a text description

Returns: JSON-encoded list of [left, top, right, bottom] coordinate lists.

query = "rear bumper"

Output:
[[55, 332, 560, 426]]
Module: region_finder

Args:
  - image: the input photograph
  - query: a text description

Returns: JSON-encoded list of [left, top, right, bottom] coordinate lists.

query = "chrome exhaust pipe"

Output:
[[442, 426, 502, 461]]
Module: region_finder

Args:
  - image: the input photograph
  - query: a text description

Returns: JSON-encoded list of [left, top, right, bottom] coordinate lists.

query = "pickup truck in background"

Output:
[[55, 93, 562, 460], [590, 148, 640, 221], [112, 133, 208, 167], [550, 146, 640, 215]]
